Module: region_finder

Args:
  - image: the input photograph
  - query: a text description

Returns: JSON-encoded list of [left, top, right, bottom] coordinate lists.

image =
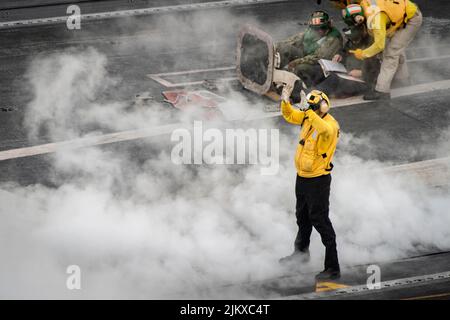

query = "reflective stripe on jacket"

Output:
[[361, 0, 418, 35], [360, 0, 418, 58]]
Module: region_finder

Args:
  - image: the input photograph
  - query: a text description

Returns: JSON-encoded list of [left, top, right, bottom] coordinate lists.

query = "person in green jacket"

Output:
[[276, 10, 343, 87], [316, 4, 381, 97]]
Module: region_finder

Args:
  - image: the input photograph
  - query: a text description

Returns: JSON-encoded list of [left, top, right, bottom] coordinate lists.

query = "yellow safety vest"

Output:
[[295, 112, 340, 178], [361, 0, 414, 35]]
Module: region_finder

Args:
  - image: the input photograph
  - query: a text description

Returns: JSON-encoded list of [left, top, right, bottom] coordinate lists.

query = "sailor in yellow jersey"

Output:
[[279, 85, 341, 280], [346, 0, 422, 100]]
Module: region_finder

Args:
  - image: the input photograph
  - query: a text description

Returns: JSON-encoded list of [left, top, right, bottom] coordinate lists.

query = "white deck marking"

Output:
[[149, 76, 238, 88], [0, 0, 287, 30], [148, 53, 450, 88], [408, 54, 450, 62], [383, 156, 450, 187], [281, 271, 450, 300], [332, 78, 450, 108], [150, 67, 235, 77], [148, 67, 236, 88], [0, 79, 450, 162], [258, 79, 450, 118], [0, 123, 186, 161]]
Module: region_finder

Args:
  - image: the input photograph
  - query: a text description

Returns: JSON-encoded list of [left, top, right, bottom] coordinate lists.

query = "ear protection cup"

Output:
[[306, 90, 331, 114], [320, 100, 330, 113], [342, 4, 365, 26], [354, 15, 365, 25]]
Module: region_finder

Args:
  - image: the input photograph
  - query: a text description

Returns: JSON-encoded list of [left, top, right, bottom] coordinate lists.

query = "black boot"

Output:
[[315, 268, 341, 280], [279, 249, 310, 265], [363, 90, 391, 101]]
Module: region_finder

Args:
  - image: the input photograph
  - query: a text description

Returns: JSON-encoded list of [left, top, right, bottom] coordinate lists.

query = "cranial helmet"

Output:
[[342, 4, 365, 26], [309, 10, 331, 30], [306, 90, 331, 113]]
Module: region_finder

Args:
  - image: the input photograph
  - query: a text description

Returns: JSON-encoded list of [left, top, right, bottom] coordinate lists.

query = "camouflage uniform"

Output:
[[276, 27, 343, 87]]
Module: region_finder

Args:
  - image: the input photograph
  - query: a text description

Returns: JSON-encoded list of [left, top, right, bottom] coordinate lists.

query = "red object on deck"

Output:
[[162, 90, 226, 120]]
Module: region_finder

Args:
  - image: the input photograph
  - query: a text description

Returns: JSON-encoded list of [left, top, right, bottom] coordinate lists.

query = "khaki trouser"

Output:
[[376, 10, 423, 93]]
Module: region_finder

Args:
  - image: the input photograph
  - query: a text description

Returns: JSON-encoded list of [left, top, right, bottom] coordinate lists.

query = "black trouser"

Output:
[[316, 73, 368, 97], [292, 64, 325, 88], [295, 174, 340, 271]]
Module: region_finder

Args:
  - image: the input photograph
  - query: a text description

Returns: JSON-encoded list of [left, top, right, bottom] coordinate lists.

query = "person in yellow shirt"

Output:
[[347, 1, 423, 100], [279, 86, 341, 280]]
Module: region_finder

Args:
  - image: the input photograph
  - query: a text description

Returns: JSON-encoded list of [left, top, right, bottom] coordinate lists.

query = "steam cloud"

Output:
[[0, 8, 449, 299]]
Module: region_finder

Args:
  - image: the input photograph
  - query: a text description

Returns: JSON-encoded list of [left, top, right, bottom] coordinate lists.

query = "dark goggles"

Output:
[[308, 102, 321, 111], [307, 94, 323, 111], [310, 24, 330, 30]]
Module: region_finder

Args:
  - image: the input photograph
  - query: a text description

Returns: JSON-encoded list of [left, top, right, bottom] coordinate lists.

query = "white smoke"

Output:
[[25, 48, 174, 143], [1, 48, 449, 299], [1, 5, 450, 299]]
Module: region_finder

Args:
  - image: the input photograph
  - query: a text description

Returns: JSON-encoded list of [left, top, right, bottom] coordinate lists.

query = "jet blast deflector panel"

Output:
[[237, 25, 275, 95]]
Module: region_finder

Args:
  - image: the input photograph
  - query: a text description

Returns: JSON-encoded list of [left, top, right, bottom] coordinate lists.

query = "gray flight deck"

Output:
[[0, 0, 449, 299]]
